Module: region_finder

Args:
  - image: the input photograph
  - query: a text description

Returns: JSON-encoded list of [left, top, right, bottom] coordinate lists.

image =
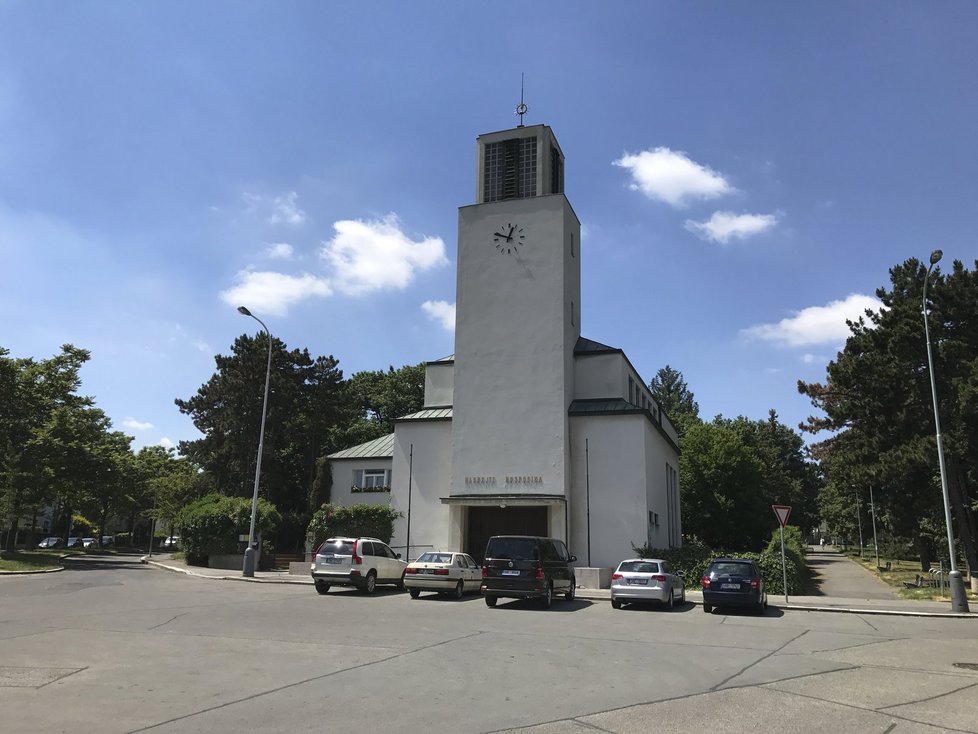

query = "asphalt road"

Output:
[[2, 555, 977, 734]]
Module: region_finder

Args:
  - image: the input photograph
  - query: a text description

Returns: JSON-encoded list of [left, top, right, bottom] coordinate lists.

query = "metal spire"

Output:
[[516, 73, 528, 127]]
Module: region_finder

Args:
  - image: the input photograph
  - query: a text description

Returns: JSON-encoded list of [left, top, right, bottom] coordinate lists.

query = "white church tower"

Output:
[[448, 124, 581, 549]]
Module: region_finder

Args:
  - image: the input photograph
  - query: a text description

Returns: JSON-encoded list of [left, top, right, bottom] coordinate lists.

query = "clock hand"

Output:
[[493, 231, 511, 240]]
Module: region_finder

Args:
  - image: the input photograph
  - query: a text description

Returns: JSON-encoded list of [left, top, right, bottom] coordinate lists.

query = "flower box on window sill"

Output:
[[351, 485, 391, 493]]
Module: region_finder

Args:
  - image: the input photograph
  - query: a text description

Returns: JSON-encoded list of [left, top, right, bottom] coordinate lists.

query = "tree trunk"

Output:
[[4, 513, 18, 553], [947, 457, 978, 575], [913, 533, 932, 572]]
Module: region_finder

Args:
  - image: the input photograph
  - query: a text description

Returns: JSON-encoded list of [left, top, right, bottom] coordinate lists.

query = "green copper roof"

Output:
[[327, 432, 394, 460], [574, 336, 620, 354], [396, 407, 453, 422]]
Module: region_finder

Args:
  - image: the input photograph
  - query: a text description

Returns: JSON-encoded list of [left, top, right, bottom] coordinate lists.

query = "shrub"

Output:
[[633, 526, 815, 595], [72, 514, 95, 537], [114, 532, 133, 547], [175, 493, 281, 565], [307, 503, 402, 547]]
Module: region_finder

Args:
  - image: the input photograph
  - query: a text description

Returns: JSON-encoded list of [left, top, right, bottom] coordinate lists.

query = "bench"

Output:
[[903, 573, 933, 589], [877, 561, 891, 572]]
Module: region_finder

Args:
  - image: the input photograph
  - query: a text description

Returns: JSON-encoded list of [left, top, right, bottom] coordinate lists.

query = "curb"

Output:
[[0, 566, 64, 576], [140, 562, 975, 618]]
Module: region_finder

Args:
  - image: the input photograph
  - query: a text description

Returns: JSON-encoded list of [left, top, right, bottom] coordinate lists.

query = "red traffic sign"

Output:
[[772, 505, 792, 527]]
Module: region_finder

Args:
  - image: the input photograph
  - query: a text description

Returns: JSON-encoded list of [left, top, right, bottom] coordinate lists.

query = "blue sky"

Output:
[[2, 2, 975, 451]]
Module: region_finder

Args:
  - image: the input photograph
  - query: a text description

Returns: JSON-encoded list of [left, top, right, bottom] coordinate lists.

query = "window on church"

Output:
[[484, 137, 537, 202], [550, 145, 564, 194], [571, 300, 575, 327], [570, 232, 575, 258], [353, 468, 391, 493]]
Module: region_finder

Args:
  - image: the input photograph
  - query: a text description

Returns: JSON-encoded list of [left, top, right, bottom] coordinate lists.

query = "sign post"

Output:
[[772, 504, 792, 605]]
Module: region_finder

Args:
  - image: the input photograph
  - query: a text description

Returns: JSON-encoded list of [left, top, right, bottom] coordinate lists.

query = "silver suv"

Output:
[[311, 537, 407, 595]]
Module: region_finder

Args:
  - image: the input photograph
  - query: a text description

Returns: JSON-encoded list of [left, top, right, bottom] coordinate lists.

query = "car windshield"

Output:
[[710, 562, 753, 577], [321, 540, 355, 555], [619, 561, 659, 573], [417, 552, 453, 564], [485, 538, 539, 561]]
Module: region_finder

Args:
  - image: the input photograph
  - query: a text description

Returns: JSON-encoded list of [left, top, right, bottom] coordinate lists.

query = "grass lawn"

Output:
[[0, 550, 64, 572], [842, 549, 978, 602]]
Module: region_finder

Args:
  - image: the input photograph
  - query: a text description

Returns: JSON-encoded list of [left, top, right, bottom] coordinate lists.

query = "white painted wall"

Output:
[[574, 353, 622, 399], [423, 361, 454, 408], [328, 457, 393, 509], [390, 419, 453, 561], [452, 193, 580, 498], [568, 414, 650, 569]]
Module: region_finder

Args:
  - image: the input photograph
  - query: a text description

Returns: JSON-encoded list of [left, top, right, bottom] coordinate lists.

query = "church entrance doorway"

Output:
[[465, 506, 548, 561]]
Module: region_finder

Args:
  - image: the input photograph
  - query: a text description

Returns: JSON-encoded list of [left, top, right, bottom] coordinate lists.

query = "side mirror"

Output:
[[569, 555, 578, 563], [395, 553, 402, 559]]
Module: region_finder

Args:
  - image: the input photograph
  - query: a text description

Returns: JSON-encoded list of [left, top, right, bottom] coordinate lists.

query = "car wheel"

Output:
[[680, 586, 686, 604], [315, 581, 330, 595], [703, 602, 713, 614], [362, 571, 377, 595], [453, 580, 464, 599], [565, 579, 576, 602], [409, 588, 420, 599], [611, 598, 622, 610], [664, 589, 674, 611], [541, 582, 553, 609], [485, 595, 497, 607]]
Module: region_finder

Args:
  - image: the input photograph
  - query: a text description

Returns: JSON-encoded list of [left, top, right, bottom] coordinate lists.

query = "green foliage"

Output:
[[307, 503, 402, 546], [799, 257, 978, 573], [175, 493, 281, 563], [333, 363, 425, 448], [634, 526, 814, 595], [114, 532, 133, 547], [648, 365, 701, 438], [71, 514, 94, 536]]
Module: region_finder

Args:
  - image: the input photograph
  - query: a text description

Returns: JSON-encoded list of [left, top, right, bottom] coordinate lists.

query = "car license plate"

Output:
[[721, 583, 740, 589], [325, 557, 342, 564], [419, 569, 434, 574], [628, 578, 648, 585], [501, 570, 520, 576]]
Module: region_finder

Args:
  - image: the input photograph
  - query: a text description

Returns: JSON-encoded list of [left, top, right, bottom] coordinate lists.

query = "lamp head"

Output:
[[237, 306, 252, 316], [929, 250, 943, 266]]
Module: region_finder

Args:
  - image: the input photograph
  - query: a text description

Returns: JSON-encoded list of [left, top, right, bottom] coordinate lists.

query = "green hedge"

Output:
[[175, 493, 281, 565], [307, 503, 402, 547], [634, 526, 814, 595]]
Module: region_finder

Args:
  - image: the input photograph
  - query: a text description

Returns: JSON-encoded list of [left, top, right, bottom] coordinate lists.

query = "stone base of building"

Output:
[[576, 567, 613, 589]]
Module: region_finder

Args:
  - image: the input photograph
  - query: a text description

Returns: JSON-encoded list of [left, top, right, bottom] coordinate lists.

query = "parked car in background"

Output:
[[65, 537, 82, 549], [701, 558, 767, 614], [404, 551, 482, 599], [310, 537, 407, 595], [82, 537, 98, 549], [481, 535, 577, 609], [610, 558, 685, 610], [160, 536, 180, 550], [100, 536, 114, 547], [37, 537, 62, 549]]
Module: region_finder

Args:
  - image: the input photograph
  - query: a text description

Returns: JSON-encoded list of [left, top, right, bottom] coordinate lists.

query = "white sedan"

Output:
[[404, 551, 482, 599], [610, 558, 686, 610]]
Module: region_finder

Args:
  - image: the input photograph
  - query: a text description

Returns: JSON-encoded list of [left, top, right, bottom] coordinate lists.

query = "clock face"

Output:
[[492, 222, 525, 255]]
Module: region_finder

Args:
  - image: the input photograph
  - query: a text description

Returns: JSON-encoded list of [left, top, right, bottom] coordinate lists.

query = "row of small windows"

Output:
[[484, 137, 537, 202]]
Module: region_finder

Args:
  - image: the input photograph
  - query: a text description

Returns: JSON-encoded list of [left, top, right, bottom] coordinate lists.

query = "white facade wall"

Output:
[[390, 419, 453, 560], [644, 420, 682, 549], [328, 457, 393, 509], [568, 414, 649, 568], [452, 194, 580, 497], [423, 361, 454, 407]]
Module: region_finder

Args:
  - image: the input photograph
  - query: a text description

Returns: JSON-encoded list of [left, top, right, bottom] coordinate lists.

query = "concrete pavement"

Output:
[[143, 547, 977, 618]]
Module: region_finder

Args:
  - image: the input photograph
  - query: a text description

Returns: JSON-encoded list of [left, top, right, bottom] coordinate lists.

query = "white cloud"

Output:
[[685, 211, 778, 244], [422, 300, 456, 331], [194, 338, 212, 354], [265, 242, 294, 259], [801, 353, 817, 364], [267, 192, 306, 226], [221, 271, 333, 316], [613, 147, 733, 207], [242, 191, 306, 227], [158, 437, 175, 449], [123, 418, 154, 432], [741, 294, 884, 347], [321, 214, 448, 296]]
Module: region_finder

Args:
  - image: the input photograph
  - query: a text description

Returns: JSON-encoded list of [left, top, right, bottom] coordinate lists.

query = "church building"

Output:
[[327, 120, 681, 569]]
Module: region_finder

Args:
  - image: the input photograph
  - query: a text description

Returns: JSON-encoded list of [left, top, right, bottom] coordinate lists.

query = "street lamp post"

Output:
[[237, 306, 273, 578], [922, 250, 969, 612]]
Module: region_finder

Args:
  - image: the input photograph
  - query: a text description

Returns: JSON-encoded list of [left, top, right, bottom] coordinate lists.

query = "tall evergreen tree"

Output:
[[648, 365, 701, 438]]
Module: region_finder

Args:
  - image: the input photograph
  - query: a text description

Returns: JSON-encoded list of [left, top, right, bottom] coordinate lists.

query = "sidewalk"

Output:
[[143, 553, 975, 618]]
